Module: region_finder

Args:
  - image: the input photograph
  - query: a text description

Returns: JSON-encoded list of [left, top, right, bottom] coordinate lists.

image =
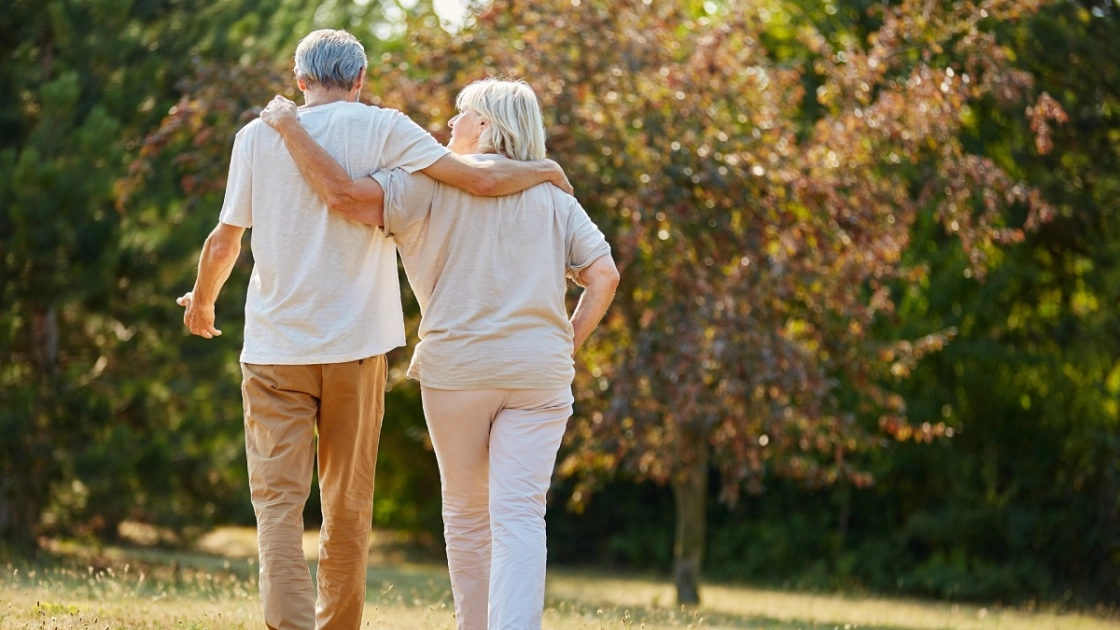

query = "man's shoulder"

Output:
[[320, 101, 408, 124], [233, 117, 278, 145]]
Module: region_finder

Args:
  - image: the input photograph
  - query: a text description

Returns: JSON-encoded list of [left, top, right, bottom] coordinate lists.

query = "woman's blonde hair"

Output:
[[455, 78, 547, 161]]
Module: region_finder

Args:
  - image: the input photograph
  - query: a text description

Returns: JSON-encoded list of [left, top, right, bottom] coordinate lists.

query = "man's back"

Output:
[[219, 102, 447, 364]]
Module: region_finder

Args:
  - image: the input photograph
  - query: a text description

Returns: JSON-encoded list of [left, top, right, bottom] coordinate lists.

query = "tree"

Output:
[[878, 0, 1120, 601], [0, 0, 335, 548], [348, 0, 1064, 604], [114, 0, 1071, 604]]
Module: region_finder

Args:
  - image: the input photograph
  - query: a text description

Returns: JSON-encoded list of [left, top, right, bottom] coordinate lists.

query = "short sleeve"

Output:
[[218, 126, 254, 228], [564, 196, 612, 273], [373, 168, 439, 237], [381, 110, 451, 173]]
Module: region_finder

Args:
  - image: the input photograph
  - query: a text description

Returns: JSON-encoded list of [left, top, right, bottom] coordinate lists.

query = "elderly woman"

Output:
[[261, 79, 619, 630]]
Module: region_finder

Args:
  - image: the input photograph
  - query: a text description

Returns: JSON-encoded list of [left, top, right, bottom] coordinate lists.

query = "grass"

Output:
[[0, 526, 1117, 629]]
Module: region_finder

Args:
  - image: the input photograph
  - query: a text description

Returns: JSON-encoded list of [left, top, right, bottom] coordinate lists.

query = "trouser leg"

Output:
[[314, 355, 386, 630], [242, 363, 320, 630], [421, 387, 505, 630], [487, 388, 573, 630]]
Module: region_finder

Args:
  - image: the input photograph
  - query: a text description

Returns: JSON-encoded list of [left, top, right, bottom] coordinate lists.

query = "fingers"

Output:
[[177, 292, 220, 339], [553, 174, 574, 196], [188, 321, 221, 339], [261, 95, 298, 129], [547, 161, 575, 195], [198, 322, 222, 338], [266, 95, 296, 112]]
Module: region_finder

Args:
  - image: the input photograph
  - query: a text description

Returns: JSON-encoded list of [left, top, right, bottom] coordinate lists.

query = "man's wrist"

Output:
[[190, 293, 217, 310]]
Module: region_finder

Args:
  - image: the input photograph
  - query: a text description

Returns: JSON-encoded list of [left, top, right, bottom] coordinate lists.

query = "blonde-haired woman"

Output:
[[261, 79, 619, 630]]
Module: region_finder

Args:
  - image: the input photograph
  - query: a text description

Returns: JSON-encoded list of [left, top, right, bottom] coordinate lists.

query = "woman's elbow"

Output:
[[325, 194, 377, 225], [586, 259, 620, 291], [599, 258, 621, 286], [324, 190, 352, 214], [602, 268, 621, 292]]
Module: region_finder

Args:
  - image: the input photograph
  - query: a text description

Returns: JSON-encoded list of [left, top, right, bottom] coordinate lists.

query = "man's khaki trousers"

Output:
[[241, 356, 386, 630]]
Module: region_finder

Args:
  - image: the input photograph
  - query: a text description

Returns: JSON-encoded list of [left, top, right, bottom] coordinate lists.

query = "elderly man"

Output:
[[177, 29, 570, 630]]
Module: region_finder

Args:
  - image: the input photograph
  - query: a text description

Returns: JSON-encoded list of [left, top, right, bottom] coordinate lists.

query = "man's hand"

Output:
[[547, 159, 575, 196], [177, 292, 222, 339], [260, 95, 300, 131]]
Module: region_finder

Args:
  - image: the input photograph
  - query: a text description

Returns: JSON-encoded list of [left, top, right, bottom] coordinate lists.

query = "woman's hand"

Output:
[[260, 95, 300, 132]]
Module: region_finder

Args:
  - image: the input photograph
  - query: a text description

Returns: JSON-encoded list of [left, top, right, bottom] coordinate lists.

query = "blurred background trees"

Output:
[[2, 0, 1117, 609]]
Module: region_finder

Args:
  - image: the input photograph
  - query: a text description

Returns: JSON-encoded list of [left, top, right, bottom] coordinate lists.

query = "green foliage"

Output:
[[0, 0, 315, 544], [4, 0, 1120, 609]]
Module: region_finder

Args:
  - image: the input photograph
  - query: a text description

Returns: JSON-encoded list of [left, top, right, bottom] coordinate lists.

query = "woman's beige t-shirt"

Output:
[[373, 159, 611, 390]]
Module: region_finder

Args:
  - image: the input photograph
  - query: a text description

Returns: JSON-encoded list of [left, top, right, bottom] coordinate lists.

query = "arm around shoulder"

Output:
[[260, 96, 386, 225], [420, 153, 573, 197]]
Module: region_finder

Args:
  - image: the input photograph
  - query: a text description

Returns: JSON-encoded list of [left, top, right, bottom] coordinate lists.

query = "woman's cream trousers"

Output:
[[421, 387, 574, 630]]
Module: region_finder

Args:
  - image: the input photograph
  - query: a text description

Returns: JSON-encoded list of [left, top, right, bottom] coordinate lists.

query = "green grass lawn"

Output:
[[1, 526, 1116, 629]]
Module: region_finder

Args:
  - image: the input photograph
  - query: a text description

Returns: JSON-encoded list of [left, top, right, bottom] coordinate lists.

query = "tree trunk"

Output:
[[0, 306, 60, 549], [670, 431, 709, 605], [0, 474, 42, 550]]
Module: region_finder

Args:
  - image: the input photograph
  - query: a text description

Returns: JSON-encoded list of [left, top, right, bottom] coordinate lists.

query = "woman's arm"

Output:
[[260, 97, 385, 226], [570, 255, 620, 355], [260, 95, 572, 211]]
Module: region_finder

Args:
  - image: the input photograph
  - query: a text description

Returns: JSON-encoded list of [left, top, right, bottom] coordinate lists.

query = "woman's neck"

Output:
[[448, 141, 480, 155]]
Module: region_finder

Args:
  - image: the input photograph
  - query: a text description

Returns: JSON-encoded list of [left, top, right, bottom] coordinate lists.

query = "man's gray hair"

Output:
[[294, 29, 367, 91]]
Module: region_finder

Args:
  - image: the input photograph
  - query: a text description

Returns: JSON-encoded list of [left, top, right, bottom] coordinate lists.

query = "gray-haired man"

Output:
[[177, 29, 570, 630]]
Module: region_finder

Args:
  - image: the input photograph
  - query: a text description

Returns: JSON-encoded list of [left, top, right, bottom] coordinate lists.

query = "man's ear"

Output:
[[296, 75, 308, 91], [354, 70, 366, 93]]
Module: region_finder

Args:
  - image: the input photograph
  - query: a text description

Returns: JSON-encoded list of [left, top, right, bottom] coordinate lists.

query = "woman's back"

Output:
[[373, 161, 610, 390]]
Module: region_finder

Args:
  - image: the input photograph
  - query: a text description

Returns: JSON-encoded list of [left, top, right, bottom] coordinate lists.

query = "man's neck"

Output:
[[302, 89, 357, 108]]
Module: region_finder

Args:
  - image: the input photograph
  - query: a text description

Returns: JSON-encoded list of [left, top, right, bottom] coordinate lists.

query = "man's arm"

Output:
[[570, 255, 620, 355], [259, 95, 572, 218], [177, 222, 245, 338], [420, 152, 573, 197]]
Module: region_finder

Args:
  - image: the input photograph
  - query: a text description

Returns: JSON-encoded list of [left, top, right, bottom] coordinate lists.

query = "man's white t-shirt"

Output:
[[218, 102, 449, 365]]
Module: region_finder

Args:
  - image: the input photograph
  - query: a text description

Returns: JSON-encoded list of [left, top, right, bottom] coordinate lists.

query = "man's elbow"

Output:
[[207, 238, 241, 266], [464, 172, 499, 197]]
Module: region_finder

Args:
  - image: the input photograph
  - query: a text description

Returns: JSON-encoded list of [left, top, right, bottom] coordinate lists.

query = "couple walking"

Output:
[[177, 29, 618, 630]]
